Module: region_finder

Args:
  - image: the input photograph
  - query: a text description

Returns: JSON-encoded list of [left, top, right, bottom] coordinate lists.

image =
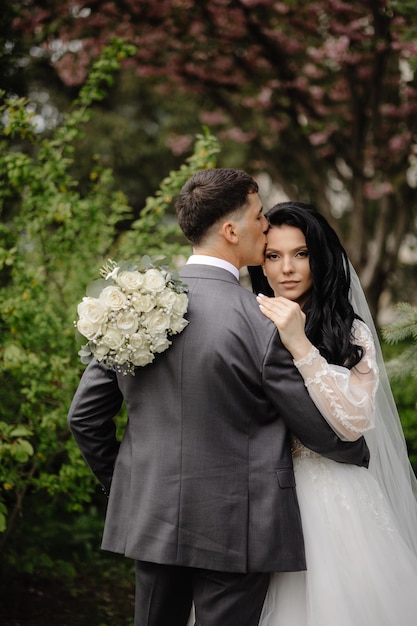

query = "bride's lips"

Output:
[[280, 281, 299, 286]]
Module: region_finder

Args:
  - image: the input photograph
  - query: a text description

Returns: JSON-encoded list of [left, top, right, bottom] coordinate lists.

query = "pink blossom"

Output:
[[167, 134, 194, 156], [380, 104, 399, 117], [222, 127, 256, 143], [309, 130, 330, 146], [303, 63, 326, 79], [309, 85, 325, 100], [272, 2, 289, 15], [389, 134, 410, 154], [199, 111, 229, 125], [269, 118, 288, 132], [364, 181, 394, 200], [240, 0, 270, 7], [55, 51, 90, 86], [324, 36, 350, 62], [258, 87, 273, 106]]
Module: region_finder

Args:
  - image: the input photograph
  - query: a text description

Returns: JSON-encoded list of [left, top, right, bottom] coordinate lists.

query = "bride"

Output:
[[248, 201, 417, 626]]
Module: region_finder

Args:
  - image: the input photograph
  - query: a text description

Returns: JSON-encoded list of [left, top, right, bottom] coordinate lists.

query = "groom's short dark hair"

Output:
[[176, 168, 258, 245]]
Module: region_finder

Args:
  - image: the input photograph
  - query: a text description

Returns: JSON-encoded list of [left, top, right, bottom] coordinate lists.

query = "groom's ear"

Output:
[[221, 219, 239, 244]]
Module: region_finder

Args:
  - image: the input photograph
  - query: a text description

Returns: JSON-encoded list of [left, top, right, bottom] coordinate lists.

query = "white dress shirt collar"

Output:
[[186, 255, 240, 281]]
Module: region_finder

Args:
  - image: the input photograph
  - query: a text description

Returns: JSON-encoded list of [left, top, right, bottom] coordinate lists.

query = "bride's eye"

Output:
[[265, 253, 279, 260], [296, 250, 309, 258]]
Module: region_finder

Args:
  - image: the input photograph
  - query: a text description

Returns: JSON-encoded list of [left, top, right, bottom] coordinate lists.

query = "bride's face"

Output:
[[263, 224, 313, 307]]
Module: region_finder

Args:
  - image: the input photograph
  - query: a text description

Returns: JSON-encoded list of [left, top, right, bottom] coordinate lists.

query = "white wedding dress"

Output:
[[259, 319, 417, 626]]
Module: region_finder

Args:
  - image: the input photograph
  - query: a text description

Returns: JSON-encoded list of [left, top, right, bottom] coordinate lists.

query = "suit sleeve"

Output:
[[263, 332, 370, 467], [67, 359, 123, 494]]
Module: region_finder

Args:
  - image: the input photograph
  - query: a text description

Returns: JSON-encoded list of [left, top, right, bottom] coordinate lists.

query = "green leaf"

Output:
[[74, 329, 88, 344], [3, 343, 26, 366], [10, 426, 33, 438], [78, 345, 93, 364], [86, 278, 109, 297], [10, 439, 34, 463], [137, 255, 153, 270], [78, 344, 92, 356]]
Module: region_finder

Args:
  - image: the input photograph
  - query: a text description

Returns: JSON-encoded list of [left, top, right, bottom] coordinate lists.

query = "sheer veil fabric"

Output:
[[348, 262, 417, 556]]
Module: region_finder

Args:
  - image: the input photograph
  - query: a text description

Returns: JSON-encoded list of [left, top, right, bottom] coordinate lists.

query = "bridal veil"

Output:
[[348, 262, 417, 556]]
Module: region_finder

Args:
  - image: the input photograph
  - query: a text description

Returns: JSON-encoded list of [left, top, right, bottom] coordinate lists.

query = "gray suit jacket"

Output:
[[68, 265, 369, 573]]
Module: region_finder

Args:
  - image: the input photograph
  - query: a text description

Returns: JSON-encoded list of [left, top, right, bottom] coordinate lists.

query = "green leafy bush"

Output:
[[382, 307, 417, 473], [0, 38, 220, 582]]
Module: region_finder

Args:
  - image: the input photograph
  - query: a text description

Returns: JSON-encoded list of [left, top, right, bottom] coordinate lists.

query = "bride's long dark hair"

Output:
[[248, 201, 363, 368]]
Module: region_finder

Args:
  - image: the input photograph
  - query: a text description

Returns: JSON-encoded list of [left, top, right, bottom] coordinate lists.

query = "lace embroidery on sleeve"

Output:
[[293, 319, 378, 441], [293, 346, 317, 368]]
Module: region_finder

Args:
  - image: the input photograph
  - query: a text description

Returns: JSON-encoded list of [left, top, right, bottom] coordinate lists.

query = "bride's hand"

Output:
[[256, 294, 312, 360]]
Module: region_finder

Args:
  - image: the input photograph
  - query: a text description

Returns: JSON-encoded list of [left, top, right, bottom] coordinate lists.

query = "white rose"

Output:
[[77, 318, 102, 340], [128, 332, 149, 350], [172, 293, 188, 315], [169, 315, 189, 334], [116, 270, 144, 292], [152, 334, 171, 353], [156, 288, 177, 311], [101, 327, 125, 350], [143, 309, 171, 333], [132, 293, 155, 313], [143, 268, 166, 293], [116, 310, 139, 335], [99, 285, 127, 310], [131, 348, 154, 367], [77, 297, 108, 324], [92, 343, 110, 360], [113, 348, 130, 365]]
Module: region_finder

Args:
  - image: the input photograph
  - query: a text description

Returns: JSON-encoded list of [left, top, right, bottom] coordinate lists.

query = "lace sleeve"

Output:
[[293, 319, 379, 441]]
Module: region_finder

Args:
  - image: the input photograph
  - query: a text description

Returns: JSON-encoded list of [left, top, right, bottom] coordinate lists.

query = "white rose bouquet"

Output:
[[75, 256, 189, 374]]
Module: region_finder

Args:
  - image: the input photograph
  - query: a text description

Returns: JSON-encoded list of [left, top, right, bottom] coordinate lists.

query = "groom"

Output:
[[68, 168, 369, 626]]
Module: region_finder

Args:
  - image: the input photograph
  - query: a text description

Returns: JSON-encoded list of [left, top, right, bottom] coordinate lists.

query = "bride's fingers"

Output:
[[257, 294, 281, 311], [257, 296, 306, 331], [257, 295, 297, 317], [258, 302, 288, 326]]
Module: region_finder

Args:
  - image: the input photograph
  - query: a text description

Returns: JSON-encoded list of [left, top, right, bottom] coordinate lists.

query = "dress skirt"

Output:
[[259, 452, 417, 626]]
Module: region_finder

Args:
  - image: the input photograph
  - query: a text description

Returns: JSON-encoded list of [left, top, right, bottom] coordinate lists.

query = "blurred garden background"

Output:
[[1, 1, 417, 624]]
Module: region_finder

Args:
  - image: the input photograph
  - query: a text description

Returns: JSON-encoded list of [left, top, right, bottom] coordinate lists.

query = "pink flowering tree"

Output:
[[14, 0, 417, 316]]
